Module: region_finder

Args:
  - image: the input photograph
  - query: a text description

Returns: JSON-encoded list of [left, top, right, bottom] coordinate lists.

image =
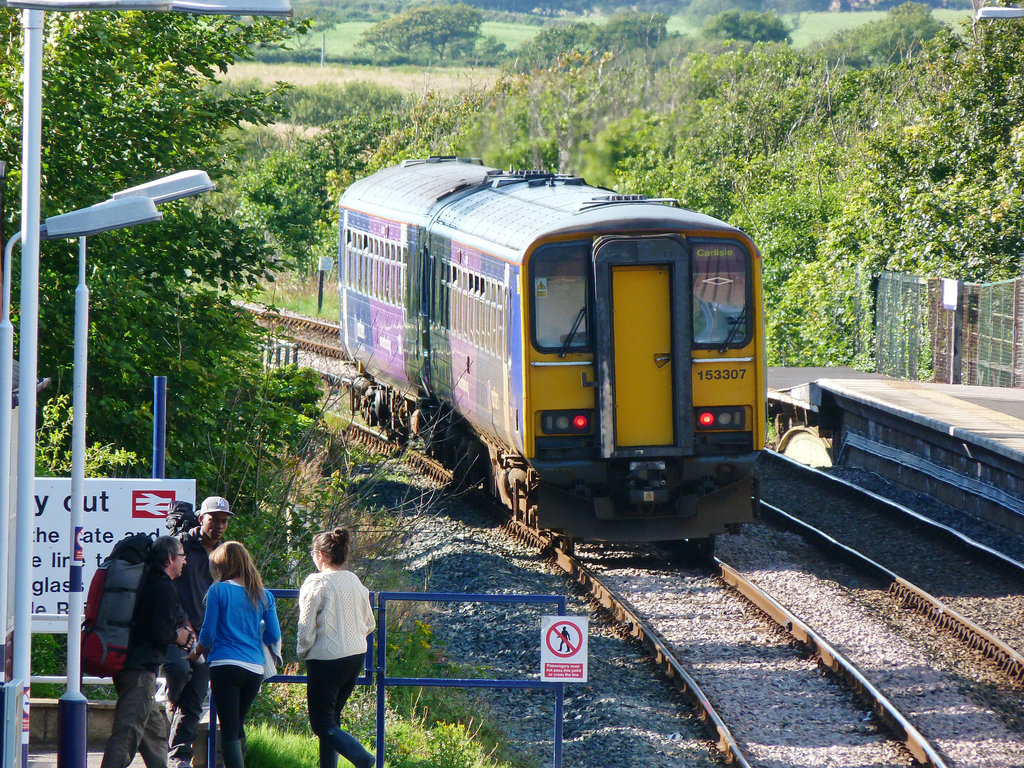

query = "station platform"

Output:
[[766, 367, 1024, 535]]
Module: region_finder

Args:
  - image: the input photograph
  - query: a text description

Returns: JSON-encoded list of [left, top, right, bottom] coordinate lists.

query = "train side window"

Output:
[[530, 241, 590, 353], [691, 240, 751, 347]]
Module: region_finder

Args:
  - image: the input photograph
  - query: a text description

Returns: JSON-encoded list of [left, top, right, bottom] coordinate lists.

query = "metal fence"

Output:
[[875, 272, 1024, 387], [875, 272, 932, 381], [208, 589, 569, 768]]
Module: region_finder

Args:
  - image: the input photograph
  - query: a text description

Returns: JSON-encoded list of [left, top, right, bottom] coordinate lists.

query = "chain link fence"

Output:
[[874, 271, 1024, 387]]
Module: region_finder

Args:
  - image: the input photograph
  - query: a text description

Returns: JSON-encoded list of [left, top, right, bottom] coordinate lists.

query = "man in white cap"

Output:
[[163, 495, 233, 768]]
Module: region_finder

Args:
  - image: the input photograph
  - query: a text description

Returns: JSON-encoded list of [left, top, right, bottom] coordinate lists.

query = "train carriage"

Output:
[[339, 157, 765, 548]]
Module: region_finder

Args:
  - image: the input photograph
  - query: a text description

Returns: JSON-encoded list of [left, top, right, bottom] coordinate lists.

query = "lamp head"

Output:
[[111, 170, 216, 205], [42, 197, 161, 240], [976, 6, 1024, 19]]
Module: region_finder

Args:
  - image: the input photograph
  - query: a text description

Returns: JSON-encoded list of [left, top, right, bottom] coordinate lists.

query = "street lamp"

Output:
[[55, 175, 214, 767], [0, 1, 290, 766], [51, 197, 161, 768]]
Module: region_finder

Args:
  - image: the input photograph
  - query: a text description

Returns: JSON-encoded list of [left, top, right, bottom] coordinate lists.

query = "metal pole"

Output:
[[152, 376, 166, 479], [0, 233, 19, 685], [375, 596, 385, 768], [318, 268, 324, 314], [12, 10, 44, 766], [57, 236, 88, 768]]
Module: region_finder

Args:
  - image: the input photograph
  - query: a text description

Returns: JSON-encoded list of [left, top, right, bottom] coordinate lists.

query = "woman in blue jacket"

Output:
[[197, 541, 280, 768]]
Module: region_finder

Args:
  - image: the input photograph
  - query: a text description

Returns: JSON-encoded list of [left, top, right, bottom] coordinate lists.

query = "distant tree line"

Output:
[[266, 0, 961, 67]]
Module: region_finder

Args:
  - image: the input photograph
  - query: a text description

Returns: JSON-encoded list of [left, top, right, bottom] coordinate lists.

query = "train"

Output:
[[337, 157, 765, 552]]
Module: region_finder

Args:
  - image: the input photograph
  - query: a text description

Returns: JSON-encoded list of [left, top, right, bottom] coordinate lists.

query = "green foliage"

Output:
[[358, 4, 484, 63], [812, 2, 946, 68], [213, 79, 406, 128], [35, 394, 140, 478], [702, 10, 792, 44], [687, 0, 763, 21], [514, 12, 673, 71], [428, 722, 488, 768], [0, 10, 330, 504]]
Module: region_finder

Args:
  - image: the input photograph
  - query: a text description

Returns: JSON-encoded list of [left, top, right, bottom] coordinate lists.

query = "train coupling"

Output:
[[626, 460, 669, 504]]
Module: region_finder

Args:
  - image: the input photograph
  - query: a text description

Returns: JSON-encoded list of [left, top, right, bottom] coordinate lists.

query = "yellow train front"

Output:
[[338, 158, 765, 548]]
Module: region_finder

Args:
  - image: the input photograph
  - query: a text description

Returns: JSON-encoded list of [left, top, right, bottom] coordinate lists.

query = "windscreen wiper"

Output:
[[558, 306, 587, 358], [718, 308, 747, 354]]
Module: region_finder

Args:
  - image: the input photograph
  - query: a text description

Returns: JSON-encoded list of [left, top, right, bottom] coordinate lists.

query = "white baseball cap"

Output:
[[199, 496, 232, 516]]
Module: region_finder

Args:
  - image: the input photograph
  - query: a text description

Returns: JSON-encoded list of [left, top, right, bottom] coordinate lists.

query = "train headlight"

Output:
[[541, 410, 593, 434], [695, 407, 746, 431]]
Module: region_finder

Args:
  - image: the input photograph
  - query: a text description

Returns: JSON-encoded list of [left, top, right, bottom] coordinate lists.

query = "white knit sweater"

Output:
[[296, 569, 375, 661]]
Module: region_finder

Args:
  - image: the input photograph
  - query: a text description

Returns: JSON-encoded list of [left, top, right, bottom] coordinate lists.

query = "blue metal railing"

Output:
[[208, 589, 566, 768]]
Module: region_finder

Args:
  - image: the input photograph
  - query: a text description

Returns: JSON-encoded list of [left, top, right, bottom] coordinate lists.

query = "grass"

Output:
[[224, 61, 500, 95], [785, 8, 972, 47], [260, 272, 339, 320]]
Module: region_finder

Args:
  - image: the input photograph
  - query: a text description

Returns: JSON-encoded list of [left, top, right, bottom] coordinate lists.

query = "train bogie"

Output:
[[338, 158, 765, 544]]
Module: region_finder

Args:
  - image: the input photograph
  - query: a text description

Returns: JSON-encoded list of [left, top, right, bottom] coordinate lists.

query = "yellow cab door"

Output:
[[612, 266, 673, 446], [592, 235, 693, 459]]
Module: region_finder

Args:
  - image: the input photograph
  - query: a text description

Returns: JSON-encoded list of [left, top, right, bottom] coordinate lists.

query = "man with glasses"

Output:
[[165, 495, 233, 768], [101, 535, 191, 768]]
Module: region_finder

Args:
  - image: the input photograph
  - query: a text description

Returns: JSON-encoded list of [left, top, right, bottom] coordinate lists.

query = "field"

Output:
[[225, 61, 501, 94], [277, 9, 974, 61], [228, 9, 975, 93]]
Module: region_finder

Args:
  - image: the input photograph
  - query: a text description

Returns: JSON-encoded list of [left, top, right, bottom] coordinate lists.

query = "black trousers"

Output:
[[210, 664, 262, 742], [306, 654, 365, 737], [163, 647, 211, 763]]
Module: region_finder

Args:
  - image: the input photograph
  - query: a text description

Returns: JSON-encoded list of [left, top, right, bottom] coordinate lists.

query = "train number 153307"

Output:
[[697, 368, 746, 381]]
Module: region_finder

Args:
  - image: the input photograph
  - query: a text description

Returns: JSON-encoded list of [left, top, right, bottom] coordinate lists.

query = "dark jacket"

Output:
[[127, 570, 185, 672], [175, 526, 216, 632]]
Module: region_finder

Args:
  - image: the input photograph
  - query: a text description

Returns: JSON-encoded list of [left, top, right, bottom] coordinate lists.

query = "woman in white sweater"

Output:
[[298, 527, 376, 768]]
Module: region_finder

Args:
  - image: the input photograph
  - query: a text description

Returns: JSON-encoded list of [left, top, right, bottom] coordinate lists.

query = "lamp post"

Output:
[[0, 1, 290, 765], [57, 176, 214, 768]]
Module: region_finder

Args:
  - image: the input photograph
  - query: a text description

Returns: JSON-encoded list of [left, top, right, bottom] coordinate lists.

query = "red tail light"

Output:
[[540, 410, 593, 434], [695, 407, 746, 431]]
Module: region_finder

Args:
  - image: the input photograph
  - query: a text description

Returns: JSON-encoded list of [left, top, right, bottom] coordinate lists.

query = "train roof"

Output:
[[340, 158, 745, 255]]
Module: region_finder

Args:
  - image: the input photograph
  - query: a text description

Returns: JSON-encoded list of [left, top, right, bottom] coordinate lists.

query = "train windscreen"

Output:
[[692, 241, 749, 347], [531, 242, 590, 353]]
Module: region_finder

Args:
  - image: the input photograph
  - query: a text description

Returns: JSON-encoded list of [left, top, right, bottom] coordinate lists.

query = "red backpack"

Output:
[[81, 533, 154, 677]]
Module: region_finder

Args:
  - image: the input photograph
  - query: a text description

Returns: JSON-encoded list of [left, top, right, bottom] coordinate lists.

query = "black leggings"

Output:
[[306, 654, 365, 737], [210, 664, 262, 742]]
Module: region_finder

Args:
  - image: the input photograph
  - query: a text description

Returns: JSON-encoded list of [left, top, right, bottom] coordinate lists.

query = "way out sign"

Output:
[[540, 616, 588, 682]]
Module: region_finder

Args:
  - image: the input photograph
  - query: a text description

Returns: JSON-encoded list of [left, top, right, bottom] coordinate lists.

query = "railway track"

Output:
[[256, 304, 1024, 765], [346, 420, 957, 767], [757, 451, 1024, 685]]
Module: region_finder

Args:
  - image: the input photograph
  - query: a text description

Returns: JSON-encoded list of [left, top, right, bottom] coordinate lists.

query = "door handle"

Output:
[[654, 353, 671, 368]]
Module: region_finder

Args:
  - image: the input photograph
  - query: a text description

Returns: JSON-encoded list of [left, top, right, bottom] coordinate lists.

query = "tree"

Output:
[[813, 2, 946, 68], [598, 12, 670, 53], [703, 10, 792, 44], [514, 22, 599, 71], [357, 4, 483, 63], [0, 9, 322, 501]]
